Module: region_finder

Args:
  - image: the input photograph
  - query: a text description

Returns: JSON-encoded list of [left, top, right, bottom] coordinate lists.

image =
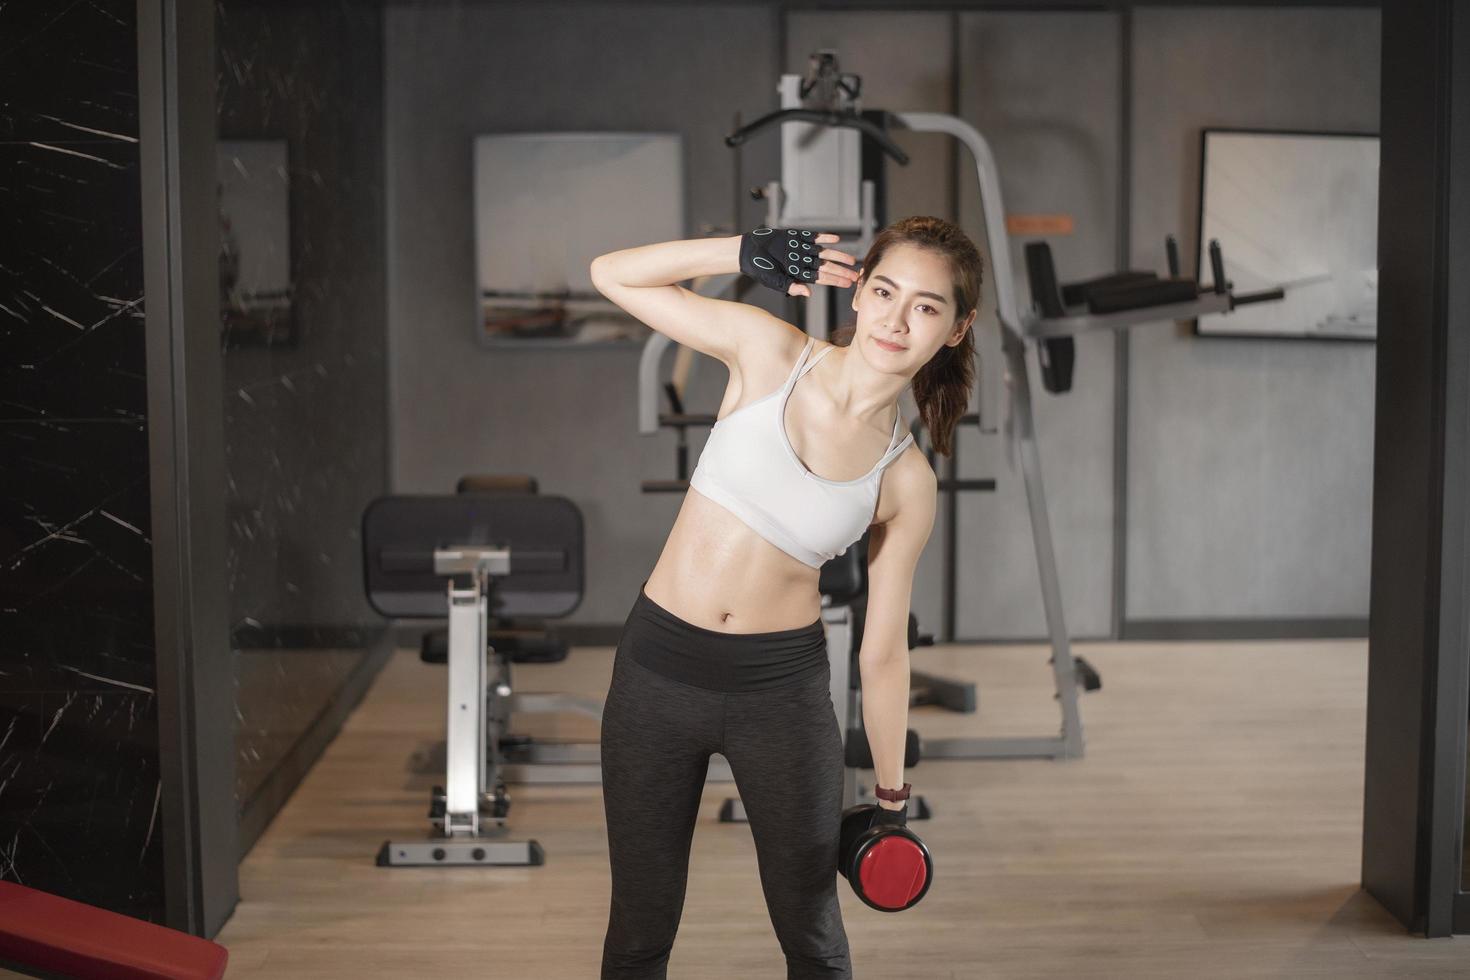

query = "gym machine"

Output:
[[361, 488, 587, 867], [644, 51, 1282, 763], [407, 475, 650, 787]]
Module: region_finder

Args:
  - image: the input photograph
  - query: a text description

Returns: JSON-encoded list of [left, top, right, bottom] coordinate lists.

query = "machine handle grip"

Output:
[[1208, 239, 1228, 295], [1231, 288, 1287, 308], [725, 108, 910, 166]]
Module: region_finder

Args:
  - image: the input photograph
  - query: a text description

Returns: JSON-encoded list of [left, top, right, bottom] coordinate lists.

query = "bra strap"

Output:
[[796, 342, 833, 380], [782, 337, 816, 392], [875, 410, 913, 470], [876, 432, 915, 470]]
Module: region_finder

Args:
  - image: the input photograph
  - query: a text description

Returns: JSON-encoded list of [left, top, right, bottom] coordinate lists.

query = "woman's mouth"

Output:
[[873, 336, 906, 352]]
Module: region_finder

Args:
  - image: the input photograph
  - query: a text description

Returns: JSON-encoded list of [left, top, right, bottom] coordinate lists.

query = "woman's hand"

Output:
[[788, 233, 862, 297], [738, 227, 863, 296]]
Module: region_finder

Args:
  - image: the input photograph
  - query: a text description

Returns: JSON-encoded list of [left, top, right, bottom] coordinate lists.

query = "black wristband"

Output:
[[739, 227, 821, 293]]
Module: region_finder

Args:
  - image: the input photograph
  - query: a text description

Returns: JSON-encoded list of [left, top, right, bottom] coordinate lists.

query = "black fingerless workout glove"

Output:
[[739, 227, 823, 293]]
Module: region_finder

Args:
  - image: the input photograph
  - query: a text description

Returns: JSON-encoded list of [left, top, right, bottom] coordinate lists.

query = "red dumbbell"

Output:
[[837, 803, 933, 912]]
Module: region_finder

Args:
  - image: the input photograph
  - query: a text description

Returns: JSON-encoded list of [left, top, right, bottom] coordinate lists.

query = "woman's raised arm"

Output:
[[589, 236, 787, 366]]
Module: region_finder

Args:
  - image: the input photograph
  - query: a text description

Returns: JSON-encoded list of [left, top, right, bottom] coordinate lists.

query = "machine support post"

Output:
[[444, 580, 487, 835], [1001, 328, 1085, 758]]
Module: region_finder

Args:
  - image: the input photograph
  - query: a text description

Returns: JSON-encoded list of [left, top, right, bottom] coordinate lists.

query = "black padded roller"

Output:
[[1024, 242, 1076, 395], [1086, 278, 1199, 315], [1060, 271, 1157, 309]]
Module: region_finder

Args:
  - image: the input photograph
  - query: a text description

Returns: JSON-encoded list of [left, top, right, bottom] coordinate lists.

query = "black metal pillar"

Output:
[[138, 0, 239, 936], [1362, 0, 1470, 939]]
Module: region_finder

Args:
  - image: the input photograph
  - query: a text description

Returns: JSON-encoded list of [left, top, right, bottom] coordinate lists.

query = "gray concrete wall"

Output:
[[1125, 7, 1380, 623], [384, 2, 779, 624], [955, 10, 1123, 640], [383, 3, 1380, 636]]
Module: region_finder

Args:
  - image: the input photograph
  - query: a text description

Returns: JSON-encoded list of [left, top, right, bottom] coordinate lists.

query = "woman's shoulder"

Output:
[[891, 444, 937, 495], [874, 443, 937, 527], [733, 319, 815, 381]]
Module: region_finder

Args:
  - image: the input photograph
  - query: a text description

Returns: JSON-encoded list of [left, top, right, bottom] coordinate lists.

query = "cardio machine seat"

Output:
[[419, 622, 569, 664], [490, 627, 569, 663], [0, 881, 228, 980]]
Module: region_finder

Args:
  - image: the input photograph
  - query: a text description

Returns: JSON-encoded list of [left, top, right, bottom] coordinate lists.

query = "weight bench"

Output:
[[411, 474, 607, 786], [361, 490, 585, 867], [0, 881, 227, 980]]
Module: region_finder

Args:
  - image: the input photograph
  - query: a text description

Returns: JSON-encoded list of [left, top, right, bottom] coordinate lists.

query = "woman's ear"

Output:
[[959, 308, 977, 335], [950, 309, 976, 344]]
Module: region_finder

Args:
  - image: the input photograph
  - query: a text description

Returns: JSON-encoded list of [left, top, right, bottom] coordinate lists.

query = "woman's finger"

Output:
[[814, 232, 840, 244], [818, 248, 859, 266]]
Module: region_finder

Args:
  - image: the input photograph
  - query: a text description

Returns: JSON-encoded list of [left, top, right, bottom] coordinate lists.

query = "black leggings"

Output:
[[600, 585, 852, 980]]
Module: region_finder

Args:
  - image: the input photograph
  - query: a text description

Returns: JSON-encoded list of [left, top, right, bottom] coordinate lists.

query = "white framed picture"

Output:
[[472, 132, 683, 347], [1195, 128, 1378, 341]]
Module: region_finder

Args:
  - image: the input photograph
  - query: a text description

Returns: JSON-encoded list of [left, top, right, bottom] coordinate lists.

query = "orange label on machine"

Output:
[[1006, 214, 1075, 236]]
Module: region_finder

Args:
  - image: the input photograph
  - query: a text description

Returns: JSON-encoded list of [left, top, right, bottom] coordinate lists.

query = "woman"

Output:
[[588, 215, 981, 979]]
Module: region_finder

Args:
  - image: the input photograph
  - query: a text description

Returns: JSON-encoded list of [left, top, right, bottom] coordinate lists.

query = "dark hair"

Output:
[[830, 215, 982, 457]]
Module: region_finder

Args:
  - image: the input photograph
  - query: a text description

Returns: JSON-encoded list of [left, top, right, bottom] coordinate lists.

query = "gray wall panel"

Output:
[[956, 11, 1122, 639], [1126, 7, 1379, 620], [385, 2, 779, 623]]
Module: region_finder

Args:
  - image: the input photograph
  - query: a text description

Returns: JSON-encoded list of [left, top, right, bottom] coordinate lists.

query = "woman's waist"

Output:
[[655, 496, 824, 629], [620, 583, 829, 693]]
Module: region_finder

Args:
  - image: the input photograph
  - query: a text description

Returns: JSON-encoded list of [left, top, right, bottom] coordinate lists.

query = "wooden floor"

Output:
[[211, 637, 1470, 978]]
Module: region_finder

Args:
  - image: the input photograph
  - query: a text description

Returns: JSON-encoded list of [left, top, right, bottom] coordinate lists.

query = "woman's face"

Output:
[[849, 243, 973, 373]]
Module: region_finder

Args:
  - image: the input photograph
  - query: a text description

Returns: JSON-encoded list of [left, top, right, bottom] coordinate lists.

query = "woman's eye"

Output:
[[872, 287, 935, 314], [873, 288, 936, 315]]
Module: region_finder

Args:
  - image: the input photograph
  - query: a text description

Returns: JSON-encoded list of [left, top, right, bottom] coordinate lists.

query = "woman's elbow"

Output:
[[858, 644, 910, 669], [589, 254, 610, 287]]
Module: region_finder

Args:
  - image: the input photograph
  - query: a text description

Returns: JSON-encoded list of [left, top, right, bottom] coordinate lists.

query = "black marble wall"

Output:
[[216, 1, 390, 826], [0, 0, 166, 921]]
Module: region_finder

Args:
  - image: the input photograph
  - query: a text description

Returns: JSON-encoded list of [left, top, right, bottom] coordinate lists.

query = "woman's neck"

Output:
[[819, 344, 909, 429]]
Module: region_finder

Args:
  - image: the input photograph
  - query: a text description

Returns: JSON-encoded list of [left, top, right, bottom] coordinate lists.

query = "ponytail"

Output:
[[909, 326, 975, 457]]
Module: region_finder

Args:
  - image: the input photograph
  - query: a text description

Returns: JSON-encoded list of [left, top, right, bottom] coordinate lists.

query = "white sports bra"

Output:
[[689, 336, 914, 569]]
